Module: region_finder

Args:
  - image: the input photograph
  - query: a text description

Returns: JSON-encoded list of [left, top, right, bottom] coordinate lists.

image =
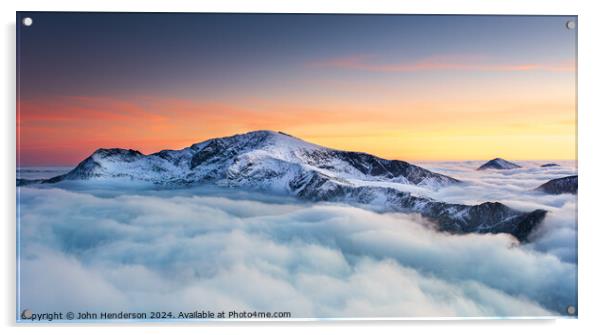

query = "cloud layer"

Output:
[[18, 161, 577, 319], [420, 160, 577, 263]]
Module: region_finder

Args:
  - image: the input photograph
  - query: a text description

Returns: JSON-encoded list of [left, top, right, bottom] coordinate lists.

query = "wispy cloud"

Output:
[[308, 55, 574, 73]]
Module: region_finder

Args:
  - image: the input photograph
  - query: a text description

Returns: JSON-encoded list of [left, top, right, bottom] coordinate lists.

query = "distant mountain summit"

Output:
[[536, 175, 577, 194], [541, 163, 560, 168], [477, 158, 521, 170], [18, 130, 547, 241]]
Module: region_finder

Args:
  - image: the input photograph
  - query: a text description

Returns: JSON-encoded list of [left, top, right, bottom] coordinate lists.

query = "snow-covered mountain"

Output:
[[20, 130, 547, 241], [536, 175, 578, 195], [45, 130, 460, 189], [477, 158, 521, 170]]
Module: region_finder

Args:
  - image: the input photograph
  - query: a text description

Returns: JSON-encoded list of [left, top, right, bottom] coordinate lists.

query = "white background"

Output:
[[1, 0, 600, 334]]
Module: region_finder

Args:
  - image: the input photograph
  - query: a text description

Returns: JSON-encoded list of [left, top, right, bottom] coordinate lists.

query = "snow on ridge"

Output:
[[42, 129, 460, 196]]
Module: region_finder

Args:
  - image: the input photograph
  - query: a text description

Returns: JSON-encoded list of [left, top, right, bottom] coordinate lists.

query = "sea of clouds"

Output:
[[17, 161, 577, 318]]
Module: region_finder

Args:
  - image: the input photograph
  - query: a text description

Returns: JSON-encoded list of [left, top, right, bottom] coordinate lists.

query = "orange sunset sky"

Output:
[[17, 14, 576, 166]]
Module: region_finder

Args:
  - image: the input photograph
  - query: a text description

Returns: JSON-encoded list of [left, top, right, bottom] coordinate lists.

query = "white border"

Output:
[[3, 1, 602, 334]]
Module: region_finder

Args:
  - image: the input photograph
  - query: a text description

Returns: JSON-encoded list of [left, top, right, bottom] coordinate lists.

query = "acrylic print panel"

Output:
[[16, 12, 577, 322]]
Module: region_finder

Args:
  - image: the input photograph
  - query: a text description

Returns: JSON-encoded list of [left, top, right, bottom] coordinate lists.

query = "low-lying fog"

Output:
[[17, 160, 577, 318]]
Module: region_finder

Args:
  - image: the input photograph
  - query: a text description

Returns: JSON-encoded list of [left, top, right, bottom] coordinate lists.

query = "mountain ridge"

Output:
[[45, 130, 461, 189], [18, 130, 547, 241], [536, 175, 578, 195]]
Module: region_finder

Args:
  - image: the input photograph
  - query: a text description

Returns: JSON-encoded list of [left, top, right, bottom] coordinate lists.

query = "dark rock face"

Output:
[[189, 140, 228, 169], [541, 163, 560, 168], [536, 175, 578, 195], [17, 130, 547, 242], [477, 158, 521, 170], [424, 202, 547, 242], [331, 151, 459, 186], [289, 175, 547, 242]]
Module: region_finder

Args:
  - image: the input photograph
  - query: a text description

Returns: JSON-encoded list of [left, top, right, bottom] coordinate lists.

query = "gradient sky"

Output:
[[17, 13, 577, 166]]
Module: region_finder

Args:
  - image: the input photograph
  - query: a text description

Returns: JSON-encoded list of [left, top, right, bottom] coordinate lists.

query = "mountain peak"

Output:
[[92, 148, 143, 158], [85, 149, 146, 165], [187, 130, 325, 161], [230, 129, 305, 142], [477, 158, 521, 170]]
